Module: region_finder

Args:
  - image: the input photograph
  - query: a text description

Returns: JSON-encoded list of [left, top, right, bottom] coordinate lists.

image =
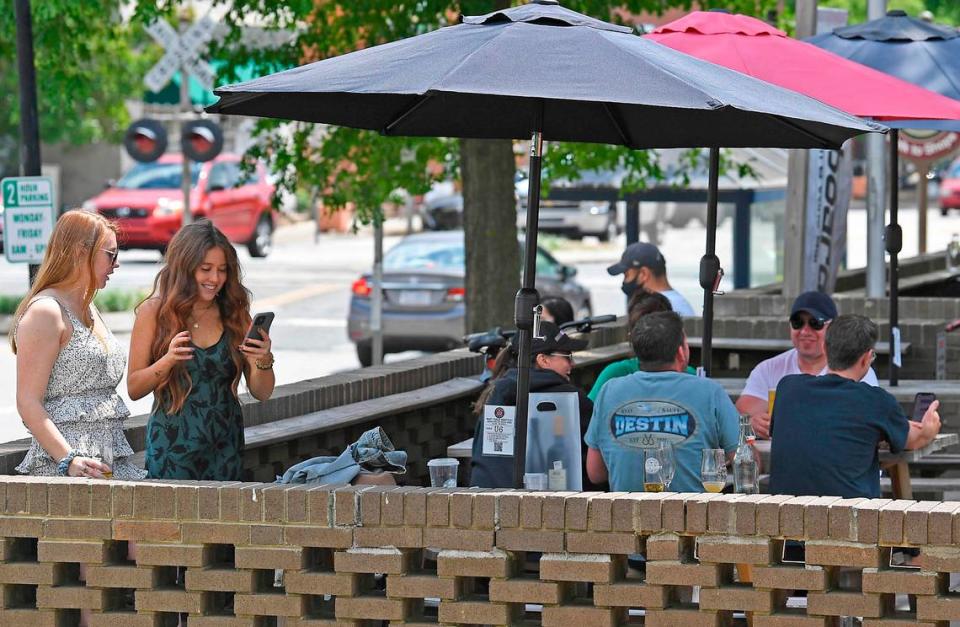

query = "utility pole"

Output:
[[14, 0, 41, 285], [144, 15, 216, 229], [864, 0, 887, 298], [782, 0, 817, 301], [180, 44, 193, 227]]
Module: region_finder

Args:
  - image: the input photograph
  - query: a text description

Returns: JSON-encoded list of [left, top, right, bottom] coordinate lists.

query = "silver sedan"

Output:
[[347, 230, 591, 366]]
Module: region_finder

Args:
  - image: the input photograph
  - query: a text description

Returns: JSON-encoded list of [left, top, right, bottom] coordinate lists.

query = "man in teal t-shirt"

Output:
[[588, 357, 697, 401], [585, 312, 739, 493]]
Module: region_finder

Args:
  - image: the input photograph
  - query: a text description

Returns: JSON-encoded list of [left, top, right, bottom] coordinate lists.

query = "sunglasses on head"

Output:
[[789, 314, 826, 331]]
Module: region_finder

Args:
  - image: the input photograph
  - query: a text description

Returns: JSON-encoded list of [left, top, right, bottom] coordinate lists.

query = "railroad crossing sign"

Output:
[[144, 16, 217, 93], [2, 177, 55, 264]]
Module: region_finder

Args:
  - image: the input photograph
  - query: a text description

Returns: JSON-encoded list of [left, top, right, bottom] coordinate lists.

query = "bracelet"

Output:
[[255, 354, 274, 370], [57, 449, 82, 476]]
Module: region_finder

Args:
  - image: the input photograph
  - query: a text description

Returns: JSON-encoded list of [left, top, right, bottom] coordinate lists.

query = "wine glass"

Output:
[[701, 448, 726, 493], [656, 441, 676, 490]]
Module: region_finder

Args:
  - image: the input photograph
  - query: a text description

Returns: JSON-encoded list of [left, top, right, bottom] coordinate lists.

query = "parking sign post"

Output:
[[2, 177, 56, 282], [14, 0, 43, 284]]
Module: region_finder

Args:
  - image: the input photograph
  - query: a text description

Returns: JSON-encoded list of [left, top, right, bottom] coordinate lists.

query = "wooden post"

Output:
[[918, 163, 929, 254]]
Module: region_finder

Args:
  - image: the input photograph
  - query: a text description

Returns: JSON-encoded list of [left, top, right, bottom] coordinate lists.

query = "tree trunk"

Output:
[[461, 137, 519, 334]]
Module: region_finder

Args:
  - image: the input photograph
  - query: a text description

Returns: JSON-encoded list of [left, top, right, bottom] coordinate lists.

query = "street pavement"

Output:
[[0, 202, 956, 444]]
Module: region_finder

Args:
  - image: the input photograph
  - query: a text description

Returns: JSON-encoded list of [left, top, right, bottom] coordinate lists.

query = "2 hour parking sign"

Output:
[[2, 177, 55, 263]]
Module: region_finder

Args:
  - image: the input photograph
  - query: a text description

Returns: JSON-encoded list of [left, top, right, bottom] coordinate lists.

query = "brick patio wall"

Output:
[[1, 477, 960, 625]]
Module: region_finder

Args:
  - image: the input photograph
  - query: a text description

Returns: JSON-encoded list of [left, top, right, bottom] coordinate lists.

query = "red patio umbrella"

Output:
[[647, 11, 960, 386], [646, 11, 960, 121]]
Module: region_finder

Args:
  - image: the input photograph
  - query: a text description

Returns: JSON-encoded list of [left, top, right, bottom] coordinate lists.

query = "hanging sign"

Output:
[[898, 129, 960, 164]]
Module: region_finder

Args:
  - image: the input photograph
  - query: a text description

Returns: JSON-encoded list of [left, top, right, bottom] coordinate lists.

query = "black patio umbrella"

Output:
[[209, 0, 880, 488], [809, 11, 960, 386]]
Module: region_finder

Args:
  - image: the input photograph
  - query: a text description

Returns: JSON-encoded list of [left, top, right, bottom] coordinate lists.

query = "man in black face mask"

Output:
[[607, 242, 695, 316]]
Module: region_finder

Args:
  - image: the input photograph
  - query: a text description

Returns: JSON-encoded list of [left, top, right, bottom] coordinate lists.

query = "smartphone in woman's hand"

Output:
[[245, 312, 275, 342]]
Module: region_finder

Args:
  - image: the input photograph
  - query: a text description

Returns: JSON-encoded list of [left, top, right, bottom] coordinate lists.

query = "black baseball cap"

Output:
[[607, 242, 666, 276], [531, 321, 589, 355], [790, 291, 838, 322]]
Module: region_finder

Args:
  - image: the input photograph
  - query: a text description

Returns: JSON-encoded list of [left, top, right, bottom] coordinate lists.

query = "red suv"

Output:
[[82, 154, 276, 256], [940, 158, 960, 216]]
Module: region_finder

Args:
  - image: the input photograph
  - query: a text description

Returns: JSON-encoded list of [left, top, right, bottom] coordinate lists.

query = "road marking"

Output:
[[251, 283, 342, 310], [277, 318, 347, 328]]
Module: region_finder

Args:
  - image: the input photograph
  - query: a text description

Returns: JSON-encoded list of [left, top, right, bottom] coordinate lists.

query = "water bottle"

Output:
[[947, 233, 960, 273], [733, 414, 759, 494]]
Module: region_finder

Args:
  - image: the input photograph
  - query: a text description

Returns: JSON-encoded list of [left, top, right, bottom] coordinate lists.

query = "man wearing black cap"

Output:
[[608, 242, 695, 317], [470, 321, 596, 489], [736, 291, 879, 439]]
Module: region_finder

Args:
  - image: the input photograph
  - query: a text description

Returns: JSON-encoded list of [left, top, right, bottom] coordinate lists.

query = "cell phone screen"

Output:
[[911, 393, 936, 422]]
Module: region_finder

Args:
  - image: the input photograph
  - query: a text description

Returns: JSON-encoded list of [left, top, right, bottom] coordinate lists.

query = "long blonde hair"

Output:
[[143, 220, 252, 414], [11, 211, 117, 354]]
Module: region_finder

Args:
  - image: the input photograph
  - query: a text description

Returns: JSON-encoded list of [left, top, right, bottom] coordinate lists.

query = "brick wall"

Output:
[[2, 477, 960, 624]]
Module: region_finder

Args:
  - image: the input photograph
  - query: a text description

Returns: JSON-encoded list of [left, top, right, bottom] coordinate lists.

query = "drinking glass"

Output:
[[100, 437, 114, 479], [427, 458, 459, 487], [642, 449, 664, 492], [656, 441, 676, 490], [701, 448, 726, 493]]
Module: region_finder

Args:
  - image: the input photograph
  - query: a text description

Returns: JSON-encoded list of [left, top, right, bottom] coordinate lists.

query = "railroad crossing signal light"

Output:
[[123, 119, 167, 163], [181, 119, 224, 163]]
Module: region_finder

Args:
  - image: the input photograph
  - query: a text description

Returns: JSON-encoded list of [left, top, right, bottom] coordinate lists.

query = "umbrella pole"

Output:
[[513, 129, 544, 489], [886, 130, 902, 386], [699, 147, 721, 377]]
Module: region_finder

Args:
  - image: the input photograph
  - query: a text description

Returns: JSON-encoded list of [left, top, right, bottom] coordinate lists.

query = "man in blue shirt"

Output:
[[771, 315, 941, 498], [586, 311, 740, 492]]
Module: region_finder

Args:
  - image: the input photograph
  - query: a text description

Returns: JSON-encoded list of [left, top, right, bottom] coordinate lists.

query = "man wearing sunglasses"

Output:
[[736, 291, 879, 439]]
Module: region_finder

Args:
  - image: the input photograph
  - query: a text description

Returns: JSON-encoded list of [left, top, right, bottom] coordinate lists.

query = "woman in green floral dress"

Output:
[[127, 220, 275, 480]]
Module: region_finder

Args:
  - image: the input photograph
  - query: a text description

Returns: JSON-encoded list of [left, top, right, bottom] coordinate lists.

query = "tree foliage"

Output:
[[0, 0, 151, 167], [133, 0, 790, 222], [819, 0, 959, 26]]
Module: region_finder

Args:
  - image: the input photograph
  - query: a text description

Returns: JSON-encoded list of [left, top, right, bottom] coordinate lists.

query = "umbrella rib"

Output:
[[762, 113, 836, 149], [916, 43, 960, 99], [383, 93, 434, 135], [602, 102, 638, 149]]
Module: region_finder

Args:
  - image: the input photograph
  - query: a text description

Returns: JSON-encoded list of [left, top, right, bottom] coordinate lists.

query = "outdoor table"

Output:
[[448, 437, 473, 460], [754, 433, 959, 500]]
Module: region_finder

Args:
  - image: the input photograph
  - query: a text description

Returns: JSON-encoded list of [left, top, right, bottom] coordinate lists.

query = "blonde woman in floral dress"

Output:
[[13, 210, 145, 480]]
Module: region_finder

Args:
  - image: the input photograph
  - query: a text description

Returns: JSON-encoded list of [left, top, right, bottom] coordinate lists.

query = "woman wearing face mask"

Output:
[[608, 242, 695, 316], [128, 220, 275, 480], [13, 210, 145, 480]]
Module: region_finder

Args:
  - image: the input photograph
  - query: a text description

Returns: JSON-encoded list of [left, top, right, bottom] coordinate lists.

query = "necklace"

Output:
[[189, 302, 216, 329]]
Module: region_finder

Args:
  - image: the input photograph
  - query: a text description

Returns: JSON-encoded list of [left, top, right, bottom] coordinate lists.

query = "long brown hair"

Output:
[[11, 210, 117, 353], [144, 220, 252, 413]]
